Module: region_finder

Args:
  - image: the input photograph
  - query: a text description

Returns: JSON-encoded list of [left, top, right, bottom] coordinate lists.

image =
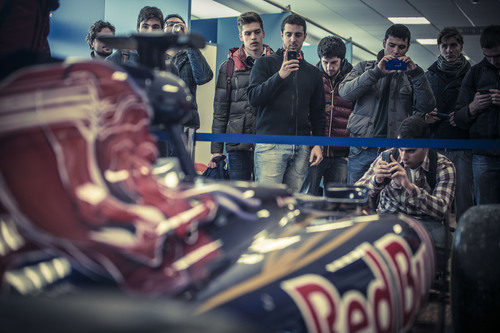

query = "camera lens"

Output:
[[172, 24, 183, 34]]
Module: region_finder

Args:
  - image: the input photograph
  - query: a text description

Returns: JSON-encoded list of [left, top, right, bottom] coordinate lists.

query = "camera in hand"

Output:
[[172, 24, 184, 34], [385, 58, 407, 71], [436, 112, 450, 119], [287, 50, 298, 60], [478, 89, 491, 95]]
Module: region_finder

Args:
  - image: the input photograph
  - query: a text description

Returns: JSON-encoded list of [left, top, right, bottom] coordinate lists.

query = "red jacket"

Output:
[[318, 60, 354, 157]]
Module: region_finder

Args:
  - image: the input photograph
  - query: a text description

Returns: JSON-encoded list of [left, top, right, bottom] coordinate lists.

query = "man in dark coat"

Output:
[[248, 14, 325, 192], [425, 27, 473, 220], [305, 36, 353, 195], [209, 12, 273, 180], [455, 25, 500, 204]]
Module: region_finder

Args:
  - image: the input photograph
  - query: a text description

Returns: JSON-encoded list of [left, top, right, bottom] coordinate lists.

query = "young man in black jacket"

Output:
[[247, 14, 325, 192], [209, 12, 273, 180], [455, 25, 500, 204], [425, 27, 473, 220]]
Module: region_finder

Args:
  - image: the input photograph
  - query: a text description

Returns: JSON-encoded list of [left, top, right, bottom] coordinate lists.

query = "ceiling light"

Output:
[[416, 38, 437, 45], [388, 17, 430, 24], [464, 54, 471, 61], [191, 0, 240, 19]]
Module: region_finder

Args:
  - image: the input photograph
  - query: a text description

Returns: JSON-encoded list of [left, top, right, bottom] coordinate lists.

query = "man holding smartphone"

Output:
[[356, 116, 455, 264], [455, 25, 500, 204], [248, 14, 324, 192], [425, 27, 473, 221], [339, 24, 435, 185]]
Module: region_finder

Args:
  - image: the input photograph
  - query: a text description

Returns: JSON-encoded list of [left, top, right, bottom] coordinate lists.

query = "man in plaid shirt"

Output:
[[356, 116, 456, 250]]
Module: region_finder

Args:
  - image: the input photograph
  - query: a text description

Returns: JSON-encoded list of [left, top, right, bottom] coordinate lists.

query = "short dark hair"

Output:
[[397, 115, 430, 139], [237, 12, 264, 33], [317, 36, 346, 60], [385, 24, 411, 45], [137, 6, 164, 30], [281, 14, 306, 34], [437, 27, 463, 45], [480, 25, 500, 49], [164, 14, 185, 24], [86, 20, 115, 49]]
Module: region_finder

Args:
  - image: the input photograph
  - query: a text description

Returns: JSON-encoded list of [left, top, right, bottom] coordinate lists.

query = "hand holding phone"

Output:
[[385, 58, 407, 71], [279, 50, 300, 79]]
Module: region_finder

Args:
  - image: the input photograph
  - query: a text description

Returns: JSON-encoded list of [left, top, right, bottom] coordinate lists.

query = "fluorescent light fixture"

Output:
[[191, 0, 241, 19], [388, 17, 430, 24], [303, 42, 311, 46], [416, 38, 437, 45]]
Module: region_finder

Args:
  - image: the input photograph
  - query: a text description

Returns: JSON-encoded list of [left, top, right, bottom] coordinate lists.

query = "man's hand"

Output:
[[388, 155, 413, 191], [469, 91, 492, 116], [278, 50, 300, 79], [424, 108, 440, 124], [490, 89, 500, 106], [309, 145, 323, 166], [377, 55, 396, 75], [207, 153, 222, 168], [374, 159, 392, 184], [399, 56, 417, 71], [449, 111, 457, 126]]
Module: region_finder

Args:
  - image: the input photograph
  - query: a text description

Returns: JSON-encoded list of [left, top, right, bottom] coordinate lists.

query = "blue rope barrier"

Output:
[[152, 131, 500, 150]]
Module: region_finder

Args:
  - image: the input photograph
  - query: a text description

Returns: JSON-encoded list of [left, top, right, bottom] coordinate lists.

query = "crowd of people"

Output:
[[84, 8, 498, 228]]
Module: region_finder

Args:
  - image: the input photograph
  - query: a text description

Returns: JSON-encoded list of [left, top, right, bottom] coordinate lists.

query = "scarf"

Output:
[[437, 54, 469, 77]]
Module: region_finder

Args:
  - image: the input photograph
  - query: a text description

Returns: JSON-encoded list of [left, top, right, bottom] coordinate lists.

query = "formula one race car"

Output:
[[0, 33, 497, 333]]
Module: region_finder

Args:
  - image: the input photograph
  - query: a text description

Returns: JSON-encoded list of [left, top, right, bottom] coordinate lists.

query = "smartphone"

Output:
[[385, 58, 407, 71], [287, 50, 298, 60], [436, 112, 450, 119]]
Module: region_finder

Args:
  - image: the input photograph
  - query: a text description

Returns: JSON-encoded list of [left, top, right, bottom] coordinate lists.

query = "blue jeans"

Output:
[[254, 144, 310, 192], [439, 150, 474, 220], [228, 151, 254, 181], [473, 154, 500, 205], [348, 147, 383, 184], [306, 156, 348, 195]]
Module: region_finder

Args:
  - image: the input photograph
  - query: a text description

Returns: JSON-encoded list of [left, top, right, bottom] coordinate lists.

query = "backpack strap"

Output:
[[425, 149, 438, 191], [225, 57, 235, 103]]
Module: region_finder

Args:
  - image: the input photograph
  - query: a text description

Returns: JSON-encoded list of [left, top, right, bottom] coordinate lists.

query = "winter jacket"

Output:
[[317, 60, 354, 157], [338, 51, 435, 139], [166, 48, 213, 128], [248, 48, 325, 137], [211, 44, 273, 154], [455, 58, 500, 156], [426, 60, 470, 139]]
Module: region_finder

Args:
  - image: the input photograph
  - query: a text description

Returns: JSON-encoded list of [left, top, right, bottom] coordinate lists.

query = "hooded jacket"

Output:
[[211, 44, 273, 154], [247, 48, 325, 137], [338, 50, 435, 139], [317, 59, 354, 157]]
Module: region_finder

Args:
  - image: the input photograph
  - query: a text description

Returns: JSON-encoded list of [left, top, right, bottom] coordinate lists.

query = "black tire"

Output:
[[451, 204, 500, 332]]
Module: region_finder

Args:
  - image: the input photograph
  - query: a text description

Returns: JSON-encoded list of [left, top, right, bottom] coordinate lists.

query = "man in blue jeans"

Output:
[[455, 25, 500, 204], [339, 24, 434, 184], [248, 14, 325, 192]]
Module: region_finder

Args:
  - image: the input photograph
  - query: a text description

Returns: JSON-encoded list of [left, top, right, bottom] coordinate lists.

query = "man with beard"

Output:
[[86, 20, 115, 59], [305, 36, 353, 195], [355, 115, 455, 263], [339, 24, 435, 185], [247, 14, 324, 192], [424, 27, 472, 220]]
